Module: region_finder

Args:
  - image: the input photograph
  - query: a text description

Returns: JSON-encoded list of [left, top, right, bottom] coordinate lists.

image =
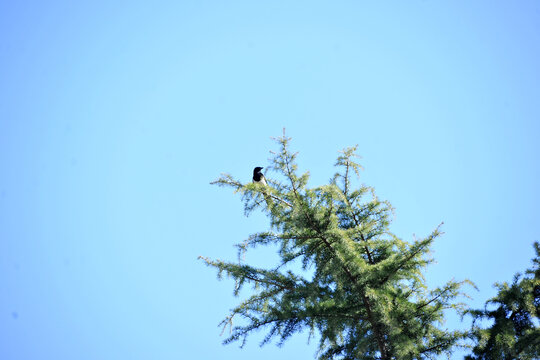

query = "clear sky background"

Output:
[[1, 1, 539, 359]]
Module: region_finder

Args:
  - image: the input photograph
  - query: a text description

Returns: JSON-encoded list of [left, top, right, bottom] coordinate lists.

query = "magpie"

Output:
[[253, 166, 271, 206], [252, 167, 267, 186]]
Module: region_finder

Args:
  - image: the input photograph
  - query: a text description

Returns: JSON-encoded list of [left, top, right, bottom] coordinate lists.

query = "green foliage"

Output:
[[465, 242, 540, 360], [202, 133, 472, 360]]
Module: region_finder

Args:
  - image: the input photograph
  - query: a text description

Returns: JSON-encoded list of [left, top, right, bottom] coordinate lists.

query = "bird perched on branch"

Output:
[[253, 166, 271, 206], [252, 167, 267, 186]]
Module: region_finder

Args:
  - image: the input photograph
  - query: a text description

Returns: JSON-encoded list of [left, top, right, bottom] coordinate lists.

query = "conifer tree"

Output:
[[465, 242, 540, 359], [201, 133, 472, 360]]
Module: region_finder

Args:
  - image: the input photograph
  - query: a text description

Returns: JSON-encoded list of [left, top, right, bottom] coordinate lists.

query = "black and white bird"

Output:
[[252, 167, 267, 186], [253, 166, 271, 206]]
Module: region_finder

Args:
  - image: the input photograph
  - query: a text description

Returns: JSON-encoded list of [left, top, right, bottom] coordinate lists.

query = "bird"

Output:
[[252, 167, 267, 186], [253, 167, 271, 206]]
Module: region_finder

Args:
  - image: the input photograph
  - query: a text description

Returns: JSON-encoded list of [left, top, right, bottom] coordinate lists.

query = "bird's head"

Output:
[[254, 167, 264, 174]]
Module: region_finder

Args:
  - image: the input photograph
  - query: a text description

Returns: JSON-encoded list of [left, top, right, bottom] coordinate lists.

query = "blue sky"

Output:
[[1, 1, 539, 359]]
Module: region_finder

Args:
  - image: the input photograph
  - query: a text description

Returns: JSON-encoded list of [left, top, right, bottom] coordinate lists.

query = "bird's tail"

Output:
[[262, 190, 273, 207]]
